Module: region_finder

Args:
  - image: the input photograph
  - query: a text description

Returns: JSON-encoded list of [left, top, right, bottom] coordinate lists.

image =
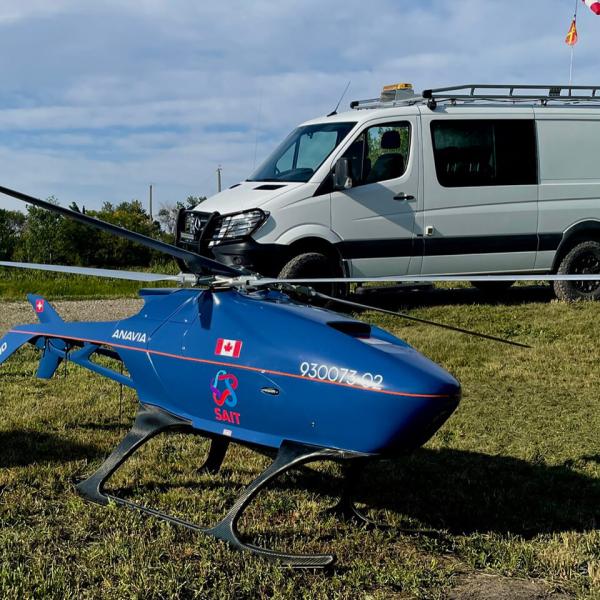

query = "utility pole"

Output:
[[216, 166, 222, 193], [149, 184, 153, 220]]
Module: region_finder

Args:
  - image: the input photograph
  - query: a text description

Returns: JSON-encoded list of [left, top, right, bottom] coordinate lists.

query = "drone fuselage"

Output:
[[3, 288, 460, 456]]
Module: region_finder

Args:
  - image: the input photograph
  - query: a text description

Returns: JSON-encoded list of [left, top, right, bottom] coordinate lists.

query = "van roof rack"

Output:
[[422, 84, 600, 108], [350, 95, 423, 110], [350, 84, 600, 111]]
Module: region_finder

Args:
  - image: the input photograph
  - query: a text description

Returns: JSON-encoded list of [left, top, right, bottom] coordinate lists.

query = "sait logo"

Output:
[[210, 370, 241, 425]]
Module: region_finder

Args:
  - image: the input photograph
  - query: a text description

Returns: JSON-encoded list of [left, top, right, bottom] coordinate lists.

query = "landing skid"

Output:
[[76, 403, 366, 568], [329, 461, 444, 538], [327, 461, 389, 528]]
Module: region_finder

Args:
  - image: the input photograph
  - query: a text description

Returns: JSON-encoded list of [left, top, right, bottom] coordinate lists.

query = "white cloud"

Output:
[[0, 0, 79, 24], [0, 0, 598, 211]]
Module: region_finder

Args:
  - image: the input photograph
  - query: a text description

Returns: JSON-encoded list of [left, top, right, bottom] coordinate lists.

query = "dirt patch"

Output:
[[447, 573, 572, 600], [0, 298, 143, 334]]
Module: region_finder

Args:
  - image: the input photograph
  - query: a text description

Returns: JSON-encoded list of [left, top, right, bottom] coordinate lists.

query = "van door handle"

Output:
[[393, 193, 415, 201]]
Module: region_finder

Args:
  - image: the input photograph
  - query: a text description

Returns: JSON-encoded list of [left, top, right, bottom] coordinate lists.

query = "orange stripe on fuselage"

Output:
[[10, 328, 451, 400]]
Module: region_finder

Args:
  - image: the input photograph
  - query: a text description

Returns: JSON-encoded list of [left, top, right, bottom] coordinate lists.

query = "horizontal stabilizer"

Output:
[[0, 331, 36, 366]]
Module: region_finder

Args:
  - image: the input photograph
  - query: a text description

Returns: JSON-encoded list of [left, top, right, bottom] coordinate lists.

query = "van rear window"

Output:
[[431, 120, 537, 187]]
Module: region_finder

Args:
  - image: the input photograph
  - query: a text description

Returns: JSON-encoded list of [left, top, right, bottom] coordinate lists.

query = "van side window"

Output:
[[431, 120, 537, 187], [343, 122, 410, 186]]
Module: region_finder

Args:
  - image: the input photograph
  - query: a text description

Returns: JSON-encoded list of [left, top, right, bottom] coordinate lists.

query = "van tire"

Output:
[[278, 252, 342, 299], [470, 280, 514, 295], [554, 240, 600, 301]]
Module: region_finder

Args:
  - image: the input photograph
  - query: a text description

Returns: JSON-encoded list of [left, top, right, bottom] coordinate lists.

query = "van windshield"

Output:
[[248, 122, 356, 183]]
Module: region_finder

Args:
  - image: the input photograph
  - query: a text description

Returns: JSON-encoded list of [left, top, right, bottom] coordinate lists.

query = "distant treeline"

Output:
[[0, 196, 204, 268]]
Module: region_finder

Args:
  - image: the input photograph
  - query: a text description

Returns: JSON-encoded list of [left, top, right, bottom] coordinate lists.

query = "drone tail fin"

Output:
[[27, 294, 63, 324], [22, 295, 66, 378]]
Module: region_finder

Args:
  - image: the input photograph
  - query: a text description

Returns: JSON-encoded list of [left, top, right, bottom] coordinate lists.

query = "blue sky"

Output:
[[0, 0, 599, 213]]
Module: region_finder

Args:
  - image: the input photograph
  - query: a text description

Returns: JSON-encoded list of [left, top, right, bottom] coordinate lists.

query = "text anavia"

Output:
[[111, 329, 148, 343]]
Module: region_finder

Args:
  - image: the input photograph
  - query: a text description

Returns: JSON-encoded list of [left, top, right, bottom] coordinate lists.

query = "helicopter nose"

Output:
[[400, 347, 461, 399], [375, 351, 461, 454], [427, 371, 461, 398]]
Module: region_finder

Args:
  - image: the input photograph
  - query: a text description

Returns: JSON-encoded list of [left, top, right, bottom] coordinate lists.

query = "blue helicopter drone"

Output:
[[0, 185, 594, 568]]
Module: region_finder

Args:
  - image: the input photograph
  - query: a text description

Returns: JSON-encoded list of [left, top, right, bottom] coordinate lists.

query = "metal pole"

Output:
[[149, 184, 153, 220], [569, 0, 579, 85], [569, 46, 575, 85], [216, 166, 222, 193]]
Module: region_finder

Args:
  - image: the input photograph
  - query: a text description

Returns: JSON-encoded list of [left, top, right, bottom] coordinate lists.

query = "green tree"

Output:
[[59, 202, 101, 266], [14, 197, 168, 268], [91, 200, 163, 267], [0, 209, 25, 259], [14, 199, 70, 264]]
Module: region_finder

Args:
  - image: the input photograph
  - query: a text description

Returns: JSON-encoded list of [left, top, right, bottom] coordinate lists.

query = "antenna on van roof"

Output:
[[327, 80, 351, 117]]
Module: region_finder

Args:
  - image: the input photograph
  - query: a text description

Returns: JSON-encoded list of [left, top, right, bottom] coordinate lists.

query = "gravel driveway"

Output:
[[0, 298, 143, 335]]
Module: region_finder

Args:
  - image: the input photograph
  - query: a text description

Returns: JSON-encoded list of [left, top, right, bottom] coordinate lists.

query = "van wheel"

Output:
[[470, 280, 514, 295], [554, 240, 600, 301], [278, 252, 343, 299]]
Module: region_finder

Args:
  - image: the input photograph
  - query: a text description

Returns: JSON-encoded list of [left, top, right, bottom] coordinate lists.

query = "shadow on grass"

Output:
[[97, 442, 599, 540], [351, 448, 599, 537], [76, 421, 132, 432], [0, 430, 103, 468]]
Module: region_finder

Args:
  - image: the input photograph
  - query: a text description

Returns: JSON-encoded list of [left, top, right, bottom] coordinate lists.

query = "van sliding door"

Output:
[[419, 110, 538, 275]]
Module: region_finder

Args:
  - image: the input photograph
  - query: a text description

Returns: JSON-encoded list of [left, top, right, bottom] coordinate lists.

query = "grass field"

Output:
[[0, 286, 599, 599], [0, 266, 177, 300]]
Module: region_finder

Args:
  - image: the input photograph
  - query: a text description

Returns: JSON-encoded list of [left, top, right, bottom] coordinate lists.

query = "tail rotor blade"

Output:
[[313, 291, 531, 349]]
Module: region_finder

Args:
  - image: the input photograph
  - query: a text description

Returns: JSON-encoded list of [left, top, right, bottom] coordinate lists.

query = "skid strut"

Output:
[[76, 403, 363, 568], [328, 460, 383, 527]]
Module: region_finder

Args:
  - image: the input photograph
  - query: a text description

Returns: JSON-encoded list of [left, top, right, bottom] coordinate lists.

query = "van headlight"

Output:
[[208, 209, 268, 245]]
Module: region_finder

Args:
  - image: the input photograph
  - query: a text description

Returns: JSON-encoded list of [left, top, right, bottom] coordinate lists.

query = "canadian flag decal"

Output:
[[215, 338, 243, 358]]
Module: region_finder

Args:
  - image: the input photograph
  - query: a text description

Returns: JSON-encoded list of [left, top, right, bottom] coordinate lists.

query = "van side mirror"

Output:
[[333, 158, 352, 191]]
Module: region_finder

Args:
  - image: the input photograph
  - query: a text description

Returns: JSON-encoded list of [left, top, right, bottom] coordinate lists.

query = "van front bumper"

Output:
[[207, 239, 292, 277]]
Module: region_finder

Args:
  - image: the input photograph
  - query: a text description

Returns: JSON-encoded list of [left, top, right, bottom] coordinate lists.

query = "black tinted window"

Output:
[[431, 120, 537, 187]]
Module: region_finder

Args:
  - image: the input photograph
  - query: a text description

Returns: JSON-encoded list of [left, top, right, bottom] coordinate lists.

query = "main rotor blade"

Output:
[[313, 291, 531, 349], [0, 261, 198, 283], [0, 185, 244, 278], [253, 274, 600, 286]]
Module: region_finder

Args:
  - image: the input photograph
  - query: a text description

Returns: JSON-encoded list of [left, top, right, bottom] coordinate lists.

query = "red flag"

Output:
[[565, 18, 579, 46]]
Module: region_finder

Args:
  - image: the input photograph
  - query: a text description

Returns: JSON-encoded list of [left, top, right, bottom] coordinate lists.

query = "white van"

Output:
[[176, 83, 600, 301]]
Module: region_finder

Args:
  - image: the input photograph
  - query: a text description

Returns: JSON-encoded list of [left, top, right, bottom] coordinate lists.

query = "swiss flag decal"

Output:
[[35, 299, 45, 313], [215, 338, 242, 358]]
